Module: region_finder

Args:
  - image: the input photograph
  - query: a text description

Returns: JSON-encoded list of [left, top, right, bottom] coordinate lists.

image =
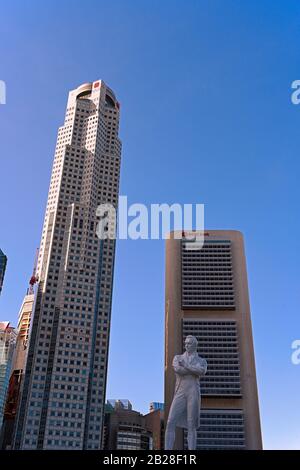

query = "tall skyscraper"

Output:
[[165, 230, 262, 450], [13, 80, 122, 449], [0, 323, 17, 426], [0, 249, 7, 295]]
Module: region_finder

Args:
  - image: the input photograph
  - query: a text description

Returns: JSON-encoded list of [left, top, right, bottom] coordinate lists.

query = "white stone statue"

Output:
[[165, 335, 207, 450]]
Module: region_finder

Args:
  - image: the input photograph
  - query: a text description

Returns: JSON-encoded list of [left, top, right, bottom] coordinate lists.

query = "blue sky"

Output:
[[1, 0, 300, 449]]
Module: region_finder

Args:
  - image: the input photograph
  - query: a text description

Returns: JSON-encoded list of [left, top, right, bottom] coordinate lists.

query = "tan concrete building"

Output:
[[13, 80, 122, 449], [165, 230, 262, 450]]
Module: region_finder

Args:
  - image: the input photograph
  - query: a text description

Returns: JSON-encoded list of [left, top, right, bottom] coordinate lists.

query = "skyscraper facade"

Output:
[[165, 230, 262, 450], [0, 249, 7, 295], [0, 323, 17, 426], [0, 293, 34, 449], [13, 80, 122, 449], [103, 400, 153, 450]]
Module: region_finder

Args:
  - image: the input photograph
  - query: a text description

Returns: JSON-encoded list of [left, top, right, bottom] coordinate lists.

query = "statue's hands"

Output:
[[178, 359, 186, 367]]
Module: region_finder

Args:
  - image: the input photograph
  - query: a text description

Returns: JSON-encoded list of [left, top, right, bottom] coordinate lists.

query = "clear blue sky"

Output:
[[1, 0, 300, 449]]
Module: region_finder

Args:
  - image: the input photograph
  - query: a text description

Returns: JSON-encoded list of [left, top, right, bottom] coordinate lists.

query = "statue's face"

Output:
[[185, 337, 196, 353]]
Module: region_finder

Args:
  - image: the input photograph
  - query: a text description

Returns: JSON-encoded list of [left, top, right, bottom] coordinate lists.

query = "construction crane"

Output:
[[28, 248, 39, 295]]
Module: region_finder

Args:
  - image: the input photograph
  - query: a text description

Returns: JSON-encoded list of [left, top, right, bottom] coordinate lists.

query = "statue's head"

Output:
[[184, 335, 198, 353]]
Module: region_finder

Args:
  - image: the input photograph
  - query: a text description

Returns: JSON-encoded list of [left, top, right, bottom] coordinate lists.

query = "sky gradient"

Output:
[[1, 0, 300, 449]]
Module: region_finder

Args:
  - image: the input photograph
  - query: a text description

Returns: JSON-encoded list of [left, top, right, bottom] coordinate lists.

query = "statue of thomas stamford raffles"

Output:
[[165, 335, 207, 450]]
